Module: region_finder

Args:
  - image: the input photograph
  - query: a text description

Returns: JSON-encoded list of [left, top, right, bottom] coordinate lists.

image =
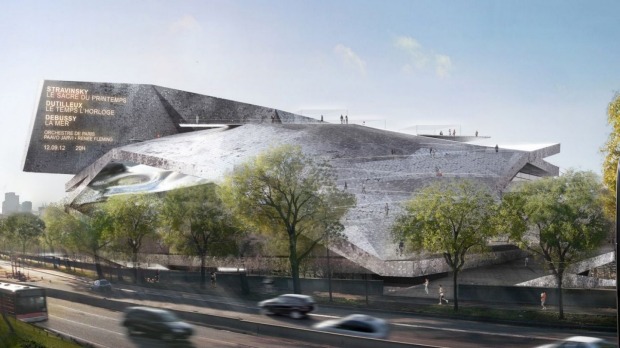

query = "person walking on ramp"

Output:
[[438, 285, 448, 305]]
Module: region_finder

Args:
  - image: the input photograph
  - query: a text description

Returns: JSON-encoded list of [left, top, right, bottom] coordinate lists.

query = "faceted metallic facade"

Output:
[[26, 82, 561, 277], [64, 124, 559, 277]]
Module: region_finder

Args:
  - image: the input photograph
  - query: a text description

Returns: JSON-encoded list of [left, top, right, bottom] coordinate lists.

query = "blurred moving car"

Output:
[[258, 294, 315, 319], [122, 306, 193, 341], [90, 279, 112, 292], [313, 314, 390, 339], [536, 336, 615, 348]]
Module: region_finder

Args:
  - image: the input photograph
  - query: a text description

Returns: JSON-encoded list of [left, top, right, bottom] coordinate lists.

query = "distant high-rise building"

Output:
[[2, 192, 20, 215], [20, 201, 33, 214]]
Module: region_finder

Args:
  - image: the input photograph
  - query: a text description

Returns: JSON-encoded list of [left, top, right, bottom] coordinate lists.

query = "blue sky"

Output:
[[1, 0, 619, 209]]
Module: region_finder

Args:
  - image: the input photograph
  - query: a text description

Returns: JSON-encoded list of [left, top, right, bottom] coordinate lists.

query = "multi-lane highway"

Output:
[[3, 262, 616, 348], [42, 298, 327, 348]]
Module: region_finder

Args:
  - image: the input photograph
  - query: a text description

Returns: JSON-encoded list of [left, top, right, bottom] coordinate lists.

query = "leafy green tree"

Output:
[[104, 194, 159, 283], [503, 170, 609, 319], [4, 213, 45, 255], [601, 92, 620, 218], [392, 179, 499, 311], [42, 205, 113, 277], [220, 145, 356, 293], [68, 208, 113, 278], [161, 184, 242, 289], [41, 205, 72, 256], [0, 217, 11, 251]]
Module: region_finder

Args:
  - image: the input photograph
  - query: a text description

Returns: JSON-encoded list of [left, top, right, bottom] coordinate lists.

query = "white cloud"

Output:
[[169, 15, 202, 33], [394, 35, 453, 78], [334, 44, 367, 75], [395, 36, 428, 70], [435, 54, 453, 78]]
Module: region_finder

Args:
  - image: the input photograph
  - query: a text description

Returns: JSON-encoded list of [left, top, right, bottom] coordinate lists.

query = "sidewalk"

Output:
[[384, 257, 617, 317], [13, 257, 616, 318]]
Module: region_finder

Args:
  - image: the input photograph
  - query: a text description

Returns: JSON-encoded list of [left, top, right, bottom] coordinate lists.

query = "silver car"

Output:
[[90, 279, 112, 292], [313, 314, 389, 339], [536, 336, 615, 348]]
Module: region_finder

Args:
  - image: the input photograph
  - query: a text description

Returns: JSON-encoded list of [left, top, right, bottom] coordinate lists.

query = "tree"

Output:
[[67, 208, 113, 278], [503, 170, 609, 319], [0, 217, 9, 250], [40, 204, 73, 257], [392, 179, 499, 311], [220, 145, 355, 294], [3, 213, 45, 255], [161, 184, 242, 289], [601, 92, 620, 218], [104, 194, 159, 283]]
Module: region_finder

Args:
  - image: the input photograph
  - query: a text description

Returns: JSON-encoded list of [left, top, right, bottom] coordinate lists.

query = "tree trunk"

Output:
[[132, 251, 139, 284], [94, 253, 103, 279], [452, 270, 459, 312], [200, 254, 207, 289], [289, 233, 301, 293], [557, 272, 565, 319]]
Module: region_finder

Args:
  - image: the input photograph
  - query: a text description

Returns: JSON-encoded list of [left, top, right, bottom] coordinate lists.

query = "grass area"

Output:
[[0, 316, 83, 348], [311, 293, 617, 330]]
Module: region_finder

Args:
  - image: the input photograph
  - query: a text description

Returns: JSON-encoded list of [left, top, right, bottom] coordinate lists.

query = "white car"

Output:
[[536, 336, 615, 348], [313, 314, 389, 339]]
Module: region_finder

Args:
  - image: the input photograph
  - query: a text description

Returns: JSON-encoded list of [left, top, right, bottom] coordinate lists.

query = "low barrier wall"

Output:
[[458, 284, 616, 308]]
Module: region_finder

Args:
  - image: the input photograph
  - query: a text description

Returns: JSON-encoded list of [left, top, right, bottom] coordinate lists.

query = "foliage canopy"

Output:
[[161, 183, 243, 287], [220, 145, 355, 293], [503, 170, 609, 319], [392, 179, 500, 311]]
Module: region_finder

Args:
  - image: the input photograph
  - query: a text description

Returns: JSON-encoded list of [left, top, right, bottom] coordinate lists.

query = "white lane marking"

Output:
[[49, 315, 124, 336], [312, 313, 553, 341], [43, 327, 112, 348], [49, 303, 119, 322], [310, 314, 339, 319], [391, 322, 554, 341]]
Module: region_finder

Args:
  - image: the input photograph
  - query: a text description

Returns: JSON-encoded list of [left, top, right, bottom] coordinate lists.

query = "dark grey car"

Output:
[[122, 306, 193, 341], [258, 294, 315, 319]]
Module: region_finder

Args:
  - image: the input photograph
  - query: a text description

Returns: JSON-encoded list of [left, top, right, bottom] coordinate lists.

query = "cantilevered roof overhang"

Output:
[[64, 123, 560, 277]]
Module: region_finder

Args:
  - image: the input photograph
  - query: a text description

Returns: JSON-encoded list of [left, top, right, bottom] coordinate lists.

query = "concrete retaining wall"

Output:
[[458, 284, 617, 308], [244, 275, 384, 296]]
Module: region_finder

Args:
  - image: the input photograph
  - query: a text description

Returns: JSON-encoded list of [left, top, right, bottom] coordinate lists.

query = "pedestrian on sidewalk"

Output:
[[524, 256, 529, 267], [540, 291, 547, 310], [211, 271, 217, 288], [424, 278, 429, 294], [438, 285, 448, 305]]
